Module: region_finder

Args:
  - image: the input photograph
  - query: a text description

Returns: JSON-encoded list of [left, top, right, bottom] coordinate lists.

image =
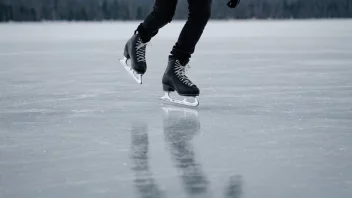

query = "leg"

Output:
[[137, 0, 178, 43], [122, 0, 178, 84], [160, 0, 212, 106], [170, 0, 212, 62]]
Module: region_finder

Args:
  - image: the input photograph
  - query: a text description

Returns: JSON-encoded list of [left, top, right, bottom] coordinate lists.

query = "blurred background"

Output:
[[1, 0, 352, 22]]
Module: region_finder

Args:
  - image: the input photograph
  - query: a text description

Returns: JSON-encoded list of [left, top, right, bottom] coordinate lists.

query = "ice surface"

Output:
[[1, 20, 352, 198]]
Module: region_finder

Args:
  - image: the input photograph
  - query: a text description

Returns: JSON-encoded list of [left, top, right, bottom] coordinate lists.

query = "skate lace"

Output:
[[174, 60, 194, 87], [136, 38, 148, 63]]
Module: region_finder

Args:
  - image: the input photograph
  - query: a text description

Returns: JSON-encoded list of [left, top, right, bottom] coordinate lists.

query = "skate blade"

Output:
[[160, 92, 199, 107], [162, 106, 199, 117], [119, 57, 142, 84]]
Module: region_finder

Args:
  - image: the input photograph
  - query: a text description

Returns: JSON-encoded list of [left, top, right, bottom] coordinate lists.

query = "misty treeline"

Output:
[[1, 0, 352, 22]]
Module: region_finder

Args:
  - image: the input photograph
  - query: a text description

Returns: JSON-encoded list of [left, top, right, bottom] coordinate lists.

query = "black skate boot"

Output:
[[160, 58, 200, 107], [120, 31, 148, 84]]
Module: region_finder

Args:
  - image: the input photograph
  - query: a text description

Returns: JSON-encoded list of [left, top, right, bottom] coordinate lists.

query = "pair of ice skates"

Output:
[[120, 32, 200, 107]]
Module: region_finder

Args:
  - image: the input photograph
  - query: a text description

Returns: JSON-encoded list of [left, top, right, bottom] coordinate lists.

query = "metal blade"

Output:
[[120, 57, 142, 84], [160, 92, 199, 107]]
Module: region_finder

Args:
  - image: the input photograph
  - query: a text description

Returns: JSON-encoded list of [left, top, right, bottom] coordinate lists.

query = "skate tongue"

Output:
[[177, 60, 191, 73], [179, 59, 189, 66], [174, 59, 191, 71], [136, 41, 148, 50], [185, 64, 191, 72]]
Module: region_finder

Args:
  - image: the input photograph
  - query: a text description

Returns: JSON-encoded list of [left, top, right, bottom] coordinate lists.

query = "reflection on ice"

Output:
[[162, 106, 207, 196], [130, 122, 165, 198], [128, 106, 243, 198], [128, 106, 243, 197], [224, 175, 243, 198]]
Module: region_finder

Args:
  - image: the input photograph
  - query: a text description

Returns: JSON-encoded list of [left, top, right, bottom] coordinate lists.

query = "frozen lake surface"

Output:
[[1, 20, 352, 198]]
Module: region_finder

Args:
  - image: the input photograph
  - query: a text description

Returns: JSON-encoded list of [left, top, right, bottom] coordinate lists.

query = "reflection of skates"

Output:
[[160, 58, 200, 107], [162, 106, 209, 196], [224, 175, 243, 198], [120, 31, 148, 84], [129, 122, 165, 198]]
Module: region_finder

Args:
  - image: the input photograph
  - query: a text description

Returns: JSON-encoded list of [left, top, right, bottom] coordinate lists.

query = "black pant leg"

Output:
[[137, 0, 178, 43], [170, 0, 212, 62]]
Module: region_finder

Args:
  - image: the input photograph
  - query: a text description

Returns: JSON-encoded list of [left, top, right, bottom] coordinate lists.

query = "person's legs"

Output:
[[136, 0, 178, 43], [170, 0, 212, 63], [123, 0, 178, 80], [161, 0, 212, 99]]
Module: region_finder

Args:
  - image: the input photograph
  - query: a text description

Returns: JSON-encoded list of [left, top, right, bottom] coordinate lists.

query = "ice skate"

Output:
[[120, 31, 148, 84], [160, 58, 200, 107]]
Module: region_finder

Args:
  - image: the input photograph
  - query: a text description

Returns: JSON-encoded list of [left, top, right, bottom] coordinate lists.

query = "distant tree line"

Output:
[[1, 0, 352, 22]]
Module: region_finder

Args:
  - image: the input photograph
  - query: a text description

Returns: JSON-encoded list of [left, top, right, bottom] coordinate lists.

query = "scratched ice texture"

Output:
[[0, 20, 352, 198]]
